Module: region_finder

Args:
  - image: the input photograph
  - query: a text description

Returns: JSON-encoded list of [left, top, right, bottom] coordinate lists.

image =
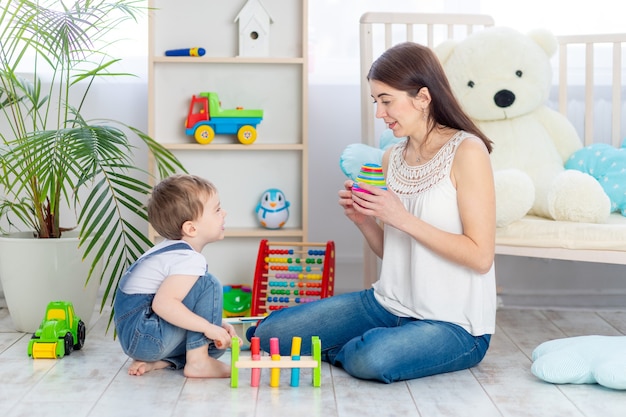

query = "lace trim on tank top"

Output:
[[387, 131, 469, 195]]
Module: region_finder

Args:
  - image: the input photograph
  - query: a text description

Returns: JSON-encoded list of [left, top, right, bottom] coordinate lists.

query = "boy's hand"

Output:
[[204, 323, 231, 349], [222, 322, 243, 347]]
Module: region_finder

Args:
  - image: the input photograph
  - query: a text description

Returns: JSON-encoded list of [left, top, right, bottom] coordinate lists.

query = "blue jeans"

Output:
[[253, 289, 491, 383], [114, 244, 225, 369]]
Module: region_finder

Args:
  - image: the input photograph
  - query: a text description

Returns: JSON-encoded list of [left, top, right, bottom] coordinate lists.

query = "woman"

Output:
[[251, 42, 496, 383]]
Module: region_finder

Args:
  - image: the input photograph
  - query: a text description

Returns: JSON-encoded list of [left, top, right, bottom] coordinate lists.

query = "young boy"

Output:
[[114, 174, 239, 377]]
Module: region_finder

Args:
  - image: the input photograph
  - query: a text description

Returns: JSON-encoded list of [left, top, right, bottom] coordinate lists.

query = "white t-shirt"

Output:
[[119, 239, 207, 294], [373, 131, 497, 336]]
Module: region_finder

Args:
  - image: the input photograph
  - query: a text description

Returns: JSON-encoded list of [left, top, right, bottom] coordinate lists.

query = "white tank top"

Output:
[[373, 131, 496, 336]]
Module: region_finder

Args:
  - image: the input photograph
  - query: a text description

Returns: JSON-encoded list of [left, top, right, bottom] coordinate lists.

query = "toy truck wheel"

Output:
[[237, 125, 257, 145], [74, 320, 86, 350], [63, 332, 74, 357], [194, 125, 215, 144]]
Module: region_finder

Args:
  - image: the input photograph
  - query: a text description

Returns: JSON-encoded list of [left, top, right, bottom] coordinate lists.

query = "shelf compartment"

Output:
[[152, 63, 303, 145]]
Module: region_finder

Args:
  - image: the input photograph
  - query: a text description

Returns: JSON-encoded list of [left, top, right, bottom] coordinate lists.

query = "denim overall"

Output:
[[114, 242, 224, 369]]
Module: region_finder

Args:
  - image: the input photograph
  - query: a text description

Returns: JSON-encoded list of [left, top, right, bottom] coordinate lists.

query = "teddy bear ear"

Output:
[[527, 28, 558, 58], [434, 40, 457, 64]]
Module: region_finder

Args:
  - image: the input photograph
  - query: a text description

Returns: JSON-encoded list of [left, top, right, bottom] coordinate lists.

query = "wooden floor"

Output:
[[1, 298, 625, 417]]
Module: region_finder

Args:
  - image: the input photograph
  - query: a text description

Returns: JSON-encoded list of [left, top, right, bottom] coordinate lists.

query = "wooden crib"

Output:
[[358, 12, 626, 287]]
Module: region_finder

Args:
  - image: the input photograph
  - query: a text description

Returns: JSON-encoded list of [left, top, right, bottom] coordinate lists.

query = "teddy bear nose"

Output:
[[494, 89, 516, 108]]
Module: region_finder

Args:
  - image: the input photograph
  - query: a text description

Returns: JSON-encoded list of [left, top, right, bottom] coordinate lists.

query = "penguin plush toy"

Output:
[[255, 188, 290, 229]]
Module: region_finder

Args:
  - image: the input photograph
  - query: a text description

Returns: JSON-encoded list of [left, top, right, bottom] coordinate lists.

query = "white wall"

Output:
[[307, 84, 364, 294]]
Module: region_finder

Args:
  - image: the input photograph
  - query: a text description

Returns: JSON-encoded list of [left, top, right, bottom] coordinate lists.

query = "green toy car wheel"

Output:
[[74, 320, 86, 350], [63, 332, 74, 357]]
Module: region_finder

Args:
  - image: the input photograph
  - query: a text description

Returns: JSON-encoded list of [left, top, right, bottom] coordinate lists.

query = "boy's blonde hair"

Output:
[[148, 174, 217, 240]]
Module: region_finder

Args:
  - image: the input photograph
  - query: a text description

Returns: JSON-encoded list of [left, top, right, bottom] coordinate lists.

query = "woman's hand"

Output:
[[339, 179, 387, 258], [339, 180, 371, 225], [349, 181, 409, 230]]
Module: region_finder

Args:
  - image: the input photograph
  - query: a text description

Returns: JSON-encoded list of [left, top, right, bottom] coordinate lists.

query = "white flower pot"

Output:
[[0, 231, 102, 333]]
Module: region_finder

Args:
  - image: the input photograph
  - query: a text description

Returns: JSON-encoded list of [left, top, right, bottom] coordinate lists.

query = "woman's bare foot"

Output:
[[128, 360, 170, 376], [183, 345, 231, 378]]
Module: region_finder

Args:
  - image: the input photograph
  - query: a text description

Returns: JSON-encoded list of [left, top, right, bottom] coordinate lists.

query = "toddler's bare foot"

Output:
[[128, 360, 170, 376], [183, 345, 231, 378], [183, 356, 230, 378]]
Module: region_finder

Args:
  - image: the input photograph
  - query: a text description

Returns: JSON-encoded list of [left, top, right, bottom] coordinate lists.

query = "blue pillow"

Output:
[[565, 140, 626, 216], [339, 129, 404, 181], [531, 335, 626, 390]]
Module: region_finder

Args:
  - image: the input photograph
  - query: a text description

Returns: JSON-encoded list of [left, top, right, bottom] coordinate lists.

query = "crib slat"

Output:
[[557, 33, 626, 148], [612, 42, 622, 147], [558, 43, 568, 116], [584, 42, 595, 146]]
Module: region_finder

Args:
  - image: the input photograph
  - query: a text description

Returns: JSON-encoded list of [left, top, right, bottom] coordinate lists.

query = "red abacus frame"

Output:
[[251, 240, 335, 316]]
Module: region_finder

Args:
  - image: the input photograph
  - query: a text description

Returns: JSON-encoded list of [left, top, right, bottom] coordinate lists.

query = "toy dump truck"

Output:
[[185, 91, 263, 145], [27, 301, 86, 359]]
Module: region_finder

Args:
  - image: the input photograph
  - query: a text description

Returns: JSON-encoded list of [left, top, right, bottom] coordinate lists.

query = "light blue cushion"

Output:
[[531, 335, 626, 390], [565, 140, 626, 216], [339, 129, 404, 181]]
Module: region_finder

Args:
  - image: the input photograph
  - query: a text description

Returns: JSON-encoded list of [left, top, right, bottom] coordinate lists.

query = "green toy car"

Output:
[[27, 301, 86, 359]]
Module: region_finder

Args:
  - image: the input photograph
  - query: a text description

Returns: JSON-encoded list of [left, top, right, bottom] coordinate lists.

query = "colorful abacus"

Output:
[[250, 240, 335, 316], [352, 163, 386, 193], [230, 335, 322, 388]]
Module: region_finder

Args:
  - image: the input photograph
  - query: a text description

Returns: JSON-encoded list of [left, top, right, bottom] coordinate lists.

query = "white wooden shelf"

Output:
[[160, 143, 305, 151], [147, 0, 309, 285], [152, 57, 305, 64]]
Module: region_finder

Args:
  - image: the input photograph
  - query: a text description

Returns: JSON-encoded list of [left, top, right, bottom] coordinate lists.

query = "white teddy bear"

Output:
[[435, 27, 610, 227]]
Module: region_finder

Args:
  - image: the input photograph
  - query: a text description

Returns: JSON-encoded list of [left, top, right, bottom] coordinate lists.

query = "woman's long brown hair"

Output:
[[367, 42, 493, 153]]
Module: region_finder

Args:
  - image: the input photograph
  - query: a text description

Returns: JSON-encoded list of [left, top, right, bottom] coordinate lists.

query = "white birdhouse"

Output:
[[234, 0, 274, 57]]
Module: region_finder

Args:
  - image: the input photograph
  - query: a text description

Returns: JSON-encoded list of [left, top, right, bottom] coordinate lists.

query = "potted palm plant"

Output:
[[0, 0, 184, 332]]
